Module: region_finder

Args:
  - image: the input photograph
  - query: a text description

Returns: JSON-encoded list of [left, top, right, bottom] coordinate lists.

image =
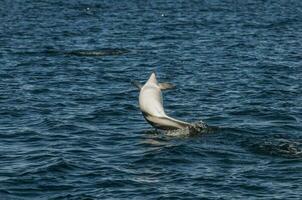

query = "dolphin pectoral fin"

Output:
[[131, 80, 142, 89], [159, 83, 175, 90]]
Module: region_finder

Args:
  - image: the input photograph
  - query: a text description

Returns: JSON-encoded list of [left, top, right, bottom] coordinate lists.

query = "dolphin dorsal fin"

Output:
[[131, 80, 143, 90], [159, 83, 175, 90]]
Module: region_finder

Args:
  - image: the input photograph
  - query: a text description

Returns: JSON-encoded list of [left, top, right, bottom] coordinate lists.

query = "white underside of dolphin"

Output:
[[133, 72, 193, 130]]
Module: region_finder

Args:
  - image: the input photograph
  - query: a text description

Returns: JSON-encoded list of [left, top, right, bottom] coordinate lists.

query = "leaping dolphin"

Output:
[[133, 72, 204, 131]]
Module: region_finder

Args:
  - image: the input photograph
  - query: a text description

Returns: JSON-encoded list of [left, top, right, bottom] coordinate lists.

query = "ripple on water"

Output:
[[246, 138, 302, 158], [1, 0, 302, 199]]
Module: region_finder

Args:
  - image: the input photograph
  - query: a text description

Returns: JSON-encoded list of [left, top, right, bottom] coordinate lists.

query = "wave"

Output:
[[245, 138, 302, 158], [65, 48, 129, 56], [11, 48, 130, 57]]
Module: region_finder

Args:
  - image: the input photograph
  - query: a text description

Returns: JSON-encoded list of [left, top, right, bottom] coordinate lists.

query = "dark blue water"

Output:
[[1, 0, 302, 199]]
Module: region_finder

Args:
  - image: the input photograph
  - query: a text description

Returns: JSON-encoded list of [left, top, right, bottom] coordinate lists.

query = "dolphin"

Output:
[[133, 72, 200, 130]]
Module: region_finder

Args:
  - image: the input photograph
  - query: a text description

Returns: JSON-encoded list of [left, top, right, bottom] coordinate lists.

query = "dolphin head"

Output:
[[147, 71, 158, 85]]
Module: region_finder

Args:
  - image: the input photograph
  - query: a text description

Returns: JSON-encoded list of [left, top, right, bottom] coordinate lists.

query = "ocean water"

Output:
[[1, 0, 302, 199]]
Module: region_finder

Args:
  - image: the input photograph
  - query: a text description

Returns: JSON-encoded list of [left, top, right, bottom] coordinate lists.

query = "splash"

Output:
[[165, 121, 213, 136], [248, 138, 302, 158]]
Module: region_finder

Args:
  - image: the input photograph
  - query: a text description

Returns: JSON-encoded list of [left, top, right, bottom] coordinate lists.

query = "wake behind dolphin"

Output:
[[133, 72, 207, 134]]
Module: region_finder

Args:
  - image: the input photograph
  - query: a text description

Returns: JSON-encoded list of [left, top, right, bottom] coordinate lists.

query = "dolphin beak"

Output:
[[148, 70, 157, 83], [151, 70, 157, 80]]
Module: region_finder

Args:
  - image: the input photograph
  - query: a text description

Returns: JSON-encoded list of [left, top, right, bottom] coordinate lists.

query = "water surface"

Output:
[[0, 0, 302, 199]]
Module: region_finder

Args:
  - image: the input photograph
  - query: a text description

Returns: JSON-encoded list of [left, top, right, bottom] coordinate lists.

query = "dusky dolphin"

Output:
[[133, 72, 205, 131]]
